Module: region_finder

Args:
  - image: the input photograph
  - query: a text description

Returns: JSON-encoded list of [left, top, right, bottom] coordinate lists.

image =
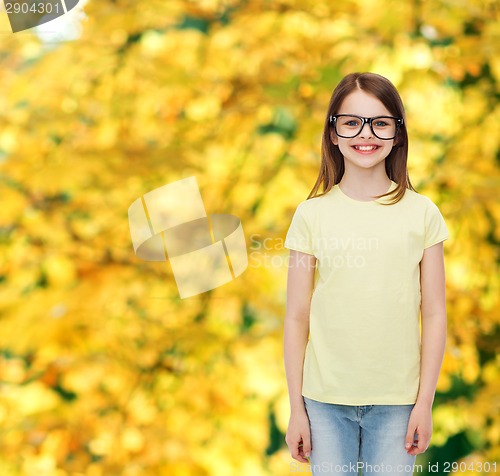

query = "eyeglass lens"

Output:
[[335, 116, 397, 139]]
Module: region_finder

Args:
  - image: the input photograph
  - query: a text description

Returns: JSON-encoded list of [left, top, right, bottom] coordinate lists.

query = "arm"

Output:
[[284, 249, 316, 463], [405, 241, 447, 455]]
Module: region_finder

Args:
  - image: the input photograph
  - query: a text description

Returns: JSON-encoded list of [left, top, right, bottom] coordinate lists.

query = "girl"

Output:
[[283, 72, 448, 476]]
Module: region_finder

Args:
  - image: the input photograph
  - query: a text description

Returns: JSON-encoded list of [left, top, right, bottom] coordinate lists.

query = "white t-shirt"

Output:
[[284, 180, 449, 405]]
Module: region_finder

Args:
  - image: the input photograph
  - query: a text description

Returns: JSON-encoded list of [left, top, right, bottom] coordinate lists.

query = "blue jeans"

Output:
[[304, 396, 417, 476]]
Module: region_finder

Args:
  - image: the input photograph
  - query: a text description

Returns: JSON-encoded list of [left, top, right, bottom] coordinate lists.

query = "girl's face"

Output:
[[331, 89, 397, 174]]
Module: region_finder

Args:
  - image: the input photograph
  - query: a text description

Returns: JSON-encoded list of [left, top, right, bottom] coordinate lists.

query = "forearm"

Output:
[[416, 312, 447, 407], [284, 315, 309, 414]]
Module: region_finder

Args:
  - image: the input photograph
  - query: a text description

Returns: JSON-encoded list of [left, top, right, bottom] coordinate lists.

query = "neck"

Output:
[[338, 167, 391, 201]]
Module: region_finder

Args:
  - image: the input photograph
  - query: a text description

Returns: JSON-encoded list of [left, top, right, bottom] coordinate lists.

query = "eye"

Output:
[[341, 117, 361, 127], [373, 120, 390, 127]]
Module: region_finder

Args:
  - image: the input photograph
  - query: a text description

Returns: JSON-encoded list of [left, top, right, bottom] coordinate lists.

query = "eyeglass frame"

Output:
[[329, 114, 404, 140]]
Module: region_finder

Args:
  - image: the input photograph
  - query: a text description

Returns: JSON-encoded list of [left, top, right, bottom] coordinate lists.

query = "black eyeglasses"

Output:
[[329, 114, 403, 140]]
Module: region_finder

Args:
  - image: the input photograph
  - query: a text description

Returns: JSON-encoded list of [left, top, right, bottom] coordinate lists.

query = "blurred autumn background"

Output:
[[0, 0, 499, 475]]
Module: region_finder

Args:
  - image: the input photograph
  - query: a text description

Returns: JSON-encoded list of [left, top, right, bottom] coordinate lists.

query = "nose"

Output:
[[359, 121, 373, 138]]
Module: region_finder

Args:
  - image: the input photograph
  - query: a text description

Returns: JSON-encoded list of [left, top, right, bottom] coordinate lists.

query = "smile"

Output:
[[353, 145, 379, 151]]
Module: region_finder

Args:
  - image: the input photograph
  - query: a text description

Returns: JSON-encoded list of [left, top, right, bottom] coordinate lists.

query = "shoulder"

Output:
[[400, 188, 442, 211], [294, 189, 336, 216]]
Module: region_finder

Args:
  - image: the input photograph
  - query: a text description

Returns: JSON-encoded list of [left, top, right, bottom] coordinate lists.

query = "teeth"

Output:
[[355, 146, 377, 151]]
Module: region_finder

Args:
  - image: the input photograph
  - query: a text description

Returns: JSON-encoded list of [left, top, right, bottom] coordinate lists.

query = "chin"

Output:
[[346, 157, 387, 169]]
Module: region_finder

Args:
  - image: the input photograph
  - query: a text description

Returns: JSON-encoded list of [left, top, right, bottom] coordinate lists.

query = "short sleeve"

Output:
[[284, 203, 315, 255], [424, 200, 449, 249]]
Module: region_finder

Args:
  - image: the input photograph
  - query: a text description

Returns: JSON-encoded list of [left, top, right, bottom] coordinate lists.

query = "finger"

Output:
[[293, 448, 310, 463], [302, 434, 312, 460], [292, 441, 309, 463], [416, 434, 429, 453], [405, 432, 419, 453], [409, 434, 428, 455], [405, 428, 417, 451]]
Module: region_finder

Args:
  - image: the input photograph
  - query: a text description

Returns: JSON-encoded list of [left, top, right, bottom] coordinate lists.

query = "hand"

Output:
[[405, 402, 433, 455], [285, 409, 311, 463]]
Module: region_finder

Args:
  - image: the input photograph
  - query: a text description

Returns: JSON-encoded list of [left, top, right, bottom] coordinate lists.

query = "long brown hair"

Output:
[[307, 72, 416, 204]]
